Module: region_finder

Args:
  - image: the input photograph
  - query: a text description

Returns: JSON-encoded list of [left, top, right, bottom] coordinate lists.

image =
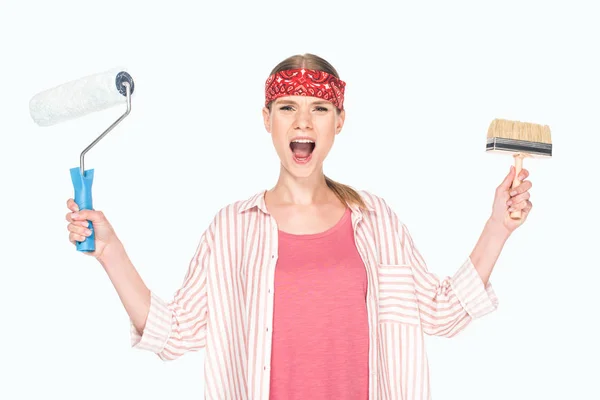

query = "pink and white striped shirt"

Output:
[[130, 190, 499, 399]]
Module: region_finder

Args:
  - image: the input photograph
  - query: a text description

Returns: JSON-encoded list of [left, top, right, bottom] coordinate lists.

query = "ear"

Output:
[[262, 107, 271, 133], [335, 109, 346, 135]]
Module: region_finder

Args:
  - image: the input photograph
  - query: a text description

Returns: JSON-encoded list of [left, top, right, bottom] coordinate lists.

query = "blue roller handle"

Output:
[[70, 167, 95, 252]]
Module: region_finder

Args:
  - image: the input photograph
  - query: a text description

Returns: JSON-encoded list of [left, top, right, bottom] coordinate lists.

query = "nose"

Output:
[[294, 107, 312, 130]]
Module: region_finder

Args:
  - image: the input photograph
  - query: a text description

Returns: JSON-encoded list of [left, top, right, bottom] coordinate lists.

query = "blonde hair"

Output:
[[267, 53, 367, 210]]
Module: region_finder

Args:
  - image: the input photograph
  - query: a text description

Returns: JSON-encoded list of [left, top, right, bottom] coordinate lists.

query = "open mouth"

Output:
[[289, 138, 315, 163]]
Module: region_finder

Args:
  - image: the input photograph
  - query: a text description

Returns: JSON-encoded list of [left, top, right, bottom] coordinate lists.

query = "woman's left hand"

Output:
[[490, 165, 533, 234]]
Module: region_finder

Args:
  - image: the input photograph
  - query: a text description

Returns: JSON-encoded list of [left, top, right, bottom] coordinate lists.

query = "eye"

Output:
[[279, 105, 294, 111], [315, 106, 329, 112]]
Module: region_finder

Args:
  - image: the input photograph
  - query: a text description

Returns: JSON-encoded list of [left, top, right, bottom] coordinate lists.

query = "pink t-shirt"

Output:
[[269, 207, 369, 399]]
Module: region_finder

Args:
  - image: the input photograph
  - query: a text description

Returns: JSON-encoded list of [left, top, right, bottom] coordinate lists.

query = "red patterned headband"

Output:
[[265, 68, 346, 110]]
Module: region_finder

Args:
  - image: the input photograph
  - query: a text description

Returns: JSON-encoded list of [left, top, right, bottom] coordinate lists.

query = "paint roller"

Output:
[[29, 68, 135, 252]]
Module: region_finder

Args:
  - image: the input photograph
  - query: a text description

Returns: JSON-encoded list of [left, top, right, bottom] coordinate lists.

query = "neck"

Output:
[[269, 165, 333, 206]]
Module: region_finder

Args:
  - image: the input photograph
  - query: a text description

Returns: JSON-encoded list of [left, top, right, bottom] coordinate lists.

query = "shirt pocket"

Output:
[[377, 264, 421, 326]]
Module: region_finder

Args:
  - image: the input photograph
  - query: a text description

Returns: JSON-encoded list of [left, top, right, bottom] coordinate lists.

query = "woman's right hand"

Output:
[[65, 198, 120, 260]]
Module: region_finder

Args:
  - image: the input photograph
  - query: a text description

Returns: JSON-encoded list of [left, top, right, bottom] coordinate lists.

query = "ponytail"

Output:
[[325, 175, 367, 210]]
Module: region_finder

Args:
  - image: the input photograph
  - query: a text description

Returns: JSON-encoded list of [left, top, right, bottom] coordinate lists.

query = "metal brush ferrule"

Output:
[[486, 137, 552, 157]]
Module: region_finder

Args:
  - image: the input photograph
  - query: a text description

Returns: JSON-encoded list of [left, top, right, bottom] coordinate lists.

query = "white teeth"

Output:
[[291, 139, 315, 143]]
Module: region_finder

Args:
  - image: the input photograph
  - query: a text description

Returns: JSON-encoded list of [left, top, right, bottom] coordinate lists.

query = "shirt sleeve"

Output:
[[400, 222, 499, 338], [130, 231, 211, 360]]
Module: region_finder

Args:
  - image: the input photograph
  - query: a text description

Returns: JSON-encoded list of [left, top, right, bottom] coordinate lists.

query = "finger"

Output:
[[507, 191, 530, 206], [517, 168, 529, 181], [70, 209, 105, 223], [508, 199, 530, 212], [498, 165, 517, 191], [522, 200, 533, 214], [68, 222, 92, 237], [67, 198, 79, 212], [65, 212, 90, 226], [69, 232, 79, 245], [68, 219, 90, 228], [69, 231, 87, 244], [509, 180, 532, 196]]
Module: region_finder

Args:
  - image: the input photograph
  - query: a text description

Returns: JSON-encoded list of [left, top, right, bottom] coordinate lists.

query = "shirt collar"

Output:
[[238, 190, 270, 214]]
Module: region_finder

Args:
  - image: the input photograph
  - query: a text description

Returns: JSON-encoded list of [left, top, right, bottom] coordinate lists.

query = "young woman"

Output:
[[65, 53, 533, 399]]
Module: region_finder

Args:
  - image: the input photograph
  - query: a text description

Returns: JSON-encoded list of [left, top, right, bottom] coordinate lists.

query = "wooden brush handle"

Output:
[[511, 154, 525, 220]]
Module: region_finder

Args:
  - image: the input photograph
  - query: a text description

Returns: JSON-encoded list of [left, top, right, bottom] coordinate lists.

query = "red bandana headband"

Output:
[[265, 68, 346, 110]]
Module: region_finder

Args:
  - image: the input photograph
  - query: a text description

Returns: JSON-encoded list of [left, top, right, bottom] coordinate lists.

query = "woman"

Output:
[[65, 53, 533, 399]]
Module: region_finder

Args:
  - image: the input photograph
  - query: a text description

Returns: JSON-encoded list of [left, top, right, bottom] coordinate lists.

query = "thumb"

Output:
[[499, 165, 516, 191]]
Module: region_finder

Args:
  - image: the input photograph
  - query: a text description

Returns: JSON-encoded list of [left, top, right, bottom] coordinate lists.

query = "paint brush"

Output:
[[486, 118, 552, 219]]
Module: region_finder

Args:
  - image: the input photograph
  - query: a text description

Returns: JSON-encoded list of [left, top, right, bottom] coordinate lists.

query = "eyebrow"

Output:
[[274, 99, 331, 106]]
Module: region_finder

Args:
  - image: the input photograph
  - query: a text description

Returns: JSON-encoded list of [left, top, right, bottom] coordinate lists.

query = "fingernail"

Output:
[[508, 207, 514, 212], [507, 200, 512, 206], [510, 191, 517, 196], [72, 212, 79, 219], [85, 229, 92, 235]]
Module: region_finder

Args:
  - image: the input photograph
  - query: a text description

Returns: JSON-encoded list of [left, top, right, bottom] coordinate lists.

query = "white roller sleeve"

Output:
[[29, 67, 129, 126]]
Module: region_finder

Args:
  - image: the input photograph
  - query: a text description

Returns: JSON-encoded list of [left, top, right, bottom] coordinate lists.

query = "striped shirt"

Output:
[[130, 190, 499, 399]]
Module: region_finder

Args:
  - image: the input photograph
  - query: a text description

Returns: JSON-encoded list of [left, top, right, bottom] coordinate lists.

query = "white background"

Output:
[[1, 1, 599, 399]]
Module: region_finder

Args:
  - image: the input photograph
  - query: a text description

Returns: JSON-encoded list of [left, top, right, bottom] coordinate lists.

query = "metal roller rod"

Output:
[[79, 81, 132, 175]]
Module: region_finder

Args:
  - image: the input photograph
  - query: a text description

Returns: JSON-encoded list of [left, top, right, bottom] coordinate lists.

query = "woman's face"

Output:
[[262, 95, 345, 179]]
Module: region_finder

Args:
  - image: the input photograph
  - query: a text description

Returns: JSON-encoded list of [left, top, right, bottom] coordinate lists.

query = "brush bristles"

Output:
[[487, 118, 552, 144]]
